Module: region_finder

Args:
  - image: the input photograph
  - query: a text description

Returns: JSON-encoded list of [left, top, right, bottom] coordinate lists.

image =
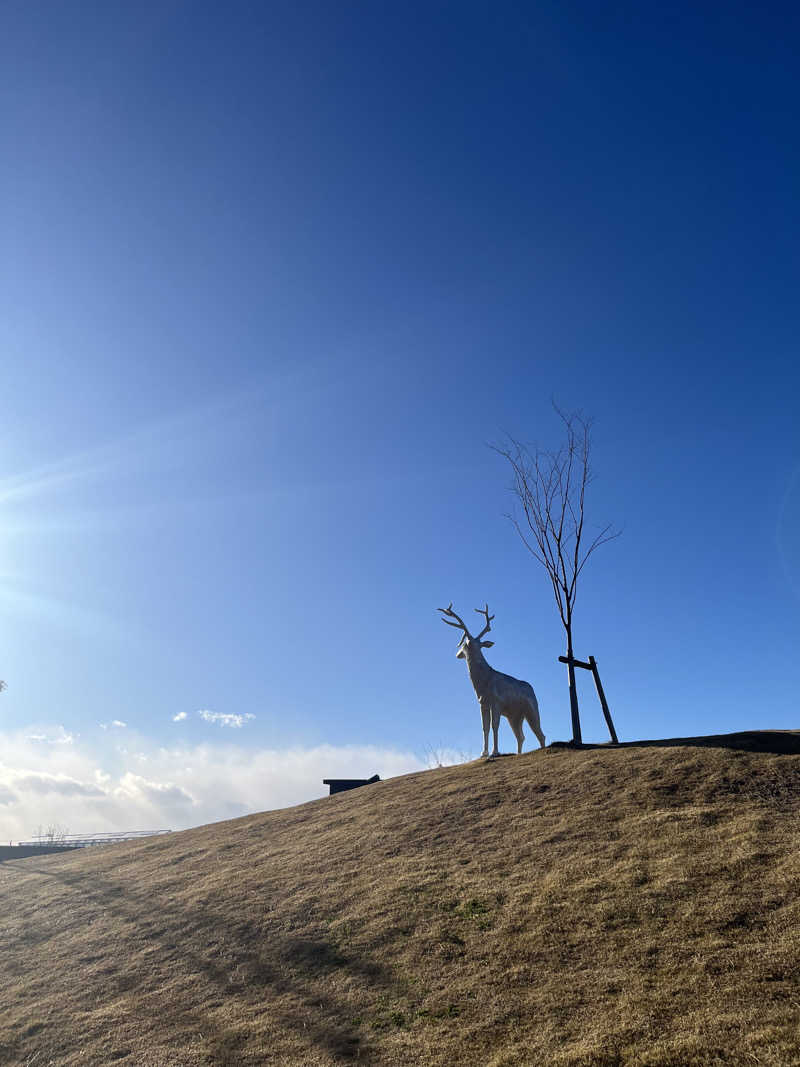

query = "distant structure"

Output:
[[19, 830, 171, 848], [438, 602, 545, 758], [0, 843, 81, 862], [2, 831, 171, 863], [323, 774, 380, 796]]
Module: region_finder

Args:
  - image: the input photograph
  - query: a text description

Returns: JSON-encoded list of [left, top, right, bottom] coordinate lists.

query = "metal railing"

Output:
[[18, 830, 172, 848]]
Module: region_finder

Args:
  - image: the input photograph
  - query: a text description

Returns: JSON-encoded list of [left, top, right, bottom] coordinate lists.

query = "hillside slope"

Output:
[[2, 733, 800, 1066]]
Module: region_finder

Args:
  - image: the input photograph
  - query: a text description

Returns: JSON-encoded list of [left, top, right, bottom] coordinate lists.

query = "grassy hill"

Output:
[[2, 732, 800, 1066]]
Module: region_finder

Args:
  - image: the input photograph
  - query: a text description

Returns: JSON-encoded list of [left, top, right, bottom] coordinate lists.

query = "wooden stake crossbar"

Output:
[[558, 654, 619, 744]]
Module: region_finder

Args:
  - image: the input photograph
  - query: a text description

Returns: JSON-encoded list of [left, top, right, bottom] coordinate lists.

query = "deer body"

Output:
[[439, 603, 545, 758]]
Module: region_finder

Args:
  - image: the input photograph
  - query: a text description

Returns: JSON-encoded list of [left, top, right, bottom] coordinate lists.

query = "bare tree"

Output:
[[36, 823, 69, 846], [494, 407, 619, 744]]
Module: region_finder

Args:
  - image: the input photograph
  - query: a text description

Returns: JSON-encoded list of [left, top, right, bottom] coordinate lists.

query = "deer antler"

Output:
[[437, 602, 472, 636], [474, 603, 495, 640]]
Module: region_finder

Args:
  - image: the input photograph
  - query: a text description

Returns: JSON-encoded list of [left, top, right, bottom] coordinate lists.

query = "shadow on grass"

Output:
[[8, 862, 391, 1064], [555, 730, 800, 756]]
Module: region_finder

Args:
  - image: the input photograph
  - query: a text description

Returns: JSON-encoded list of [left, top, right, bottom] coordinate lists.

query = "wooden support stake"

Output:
[[558, 655, 592, 671], [588, 656, 618, 744], [557, 654, 619, 745]]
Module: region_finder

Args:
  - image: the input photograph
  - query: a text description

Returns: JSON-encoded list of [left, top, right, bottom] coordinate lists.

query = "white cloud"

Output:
[[172, 712, 188, 722], [26, 726, 75, 745], [0, 727, 425, 843], [198, 710, 255, 728], [9, 771, 105, 798], [112, 720, 127, 728], [116, 772, 194, 808]]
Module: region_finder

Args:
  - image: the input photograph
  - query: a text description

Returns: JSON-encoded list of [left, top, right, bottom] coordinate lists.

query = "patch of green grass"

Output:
[[459, 897, 490, 920], [432, 1004, 461, 1019]]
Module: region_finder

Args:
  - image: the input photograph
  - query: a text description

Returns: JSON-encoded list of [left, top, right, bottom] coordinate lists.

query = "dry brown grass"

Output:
[[2, 732, 800, 1065]]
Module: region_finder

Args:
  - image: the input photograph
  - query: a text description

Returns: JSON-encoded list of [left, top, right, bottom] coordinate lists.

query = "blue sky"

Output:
[[1, 1, 799, 835]]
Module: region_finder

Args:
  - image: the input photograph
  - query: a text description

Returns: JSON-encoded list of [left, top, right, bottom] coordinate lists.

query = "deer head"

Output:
[[438, 603, 495, 658]]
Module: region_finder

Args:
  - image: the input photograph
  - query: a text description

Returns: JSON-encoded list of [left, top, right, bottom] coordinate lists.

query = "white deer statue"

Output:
[[438, 603, 545, 759]]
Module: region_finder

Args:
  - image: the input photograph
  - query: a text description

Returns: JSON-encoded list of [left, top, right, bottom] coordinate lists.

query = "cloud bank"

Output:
[[0, 727, 428, 843]]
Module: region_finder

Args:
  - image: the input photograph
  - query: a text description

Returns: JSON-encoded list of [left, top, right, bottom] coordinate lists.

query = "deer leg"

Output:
[[511, 716, 525, 755], [479, 700, 490, 758], [490, 706, 501, 758], [525, 703, 546, 749]]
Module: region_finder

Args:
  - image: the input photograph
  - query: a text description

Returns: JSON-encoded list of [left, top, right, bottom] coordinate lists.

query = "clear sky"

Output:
[[1, 1, 798, 838]]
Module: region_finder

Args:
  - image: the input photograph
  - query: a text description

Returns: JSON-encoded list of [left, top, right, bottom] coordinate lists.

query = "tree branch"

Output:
[[492, 406, 619, 649]]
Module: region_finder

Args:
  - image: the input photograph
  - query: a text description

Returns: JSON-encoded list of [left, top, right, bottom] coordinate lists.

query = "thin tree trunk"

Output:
[[566, 624, 582, 745]]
